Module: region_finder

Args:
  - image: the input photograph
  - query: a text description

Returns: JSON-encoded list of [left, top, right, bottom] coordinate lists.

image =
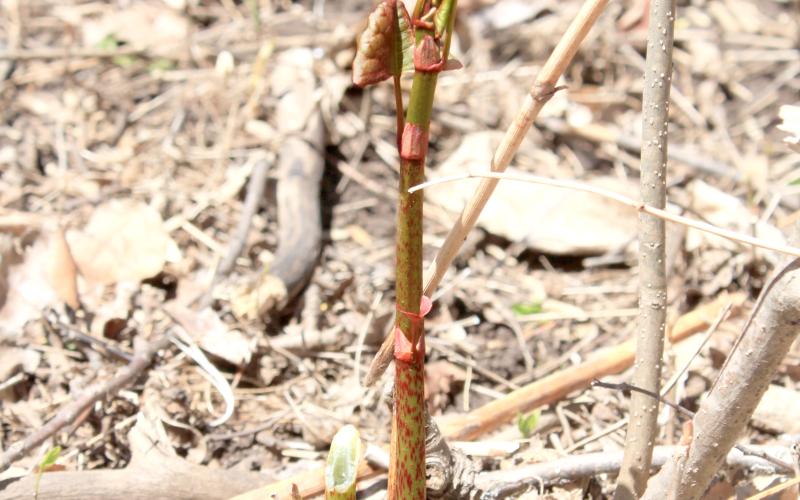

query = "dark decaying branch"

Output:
[[238, 110, 325, 318]]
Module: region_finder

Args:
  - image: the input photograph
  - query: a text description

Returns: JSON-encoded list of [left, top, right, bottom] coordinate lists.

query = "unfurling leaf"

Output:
[[352, 2, 395, 87], [38, 446, 62, 471], [34, 446, 62, 499], [517, 409, 541, 438], [352, 0, 413, 87], [325, 425, 362, 500], [396, 4, 415, 74], [511, 301, 542, 316]]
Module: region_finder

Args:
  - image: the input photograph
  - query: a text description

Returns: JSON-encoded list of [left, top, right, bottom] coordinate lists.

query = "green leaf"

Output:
[[96, 34, 120, 51], [148, 58, 175, 72], [516, 410, 541, 438], [112, 54, 136, 67], [34, 446, 61, 499], [396, 3, 415, 74], [789, 177, 800, 186], [40, 447, 61, 469], [96, 34, 139, 67], [434, 0, 457, 37], [511, 301, 543, 315], [325, 425, 362, 500]]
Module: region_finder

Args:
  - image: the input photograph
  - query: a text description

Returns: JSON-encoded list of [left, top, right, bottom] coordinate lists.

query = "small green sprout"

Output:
[[516, 409, 541, 438]]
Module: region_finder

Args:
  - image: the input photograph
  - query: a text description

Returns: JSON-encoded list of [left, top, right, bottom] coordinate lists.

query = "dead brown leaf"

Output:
[[425, 360, 467, 414], [66, 200, 171, 285], [0, 229, 79, 334]]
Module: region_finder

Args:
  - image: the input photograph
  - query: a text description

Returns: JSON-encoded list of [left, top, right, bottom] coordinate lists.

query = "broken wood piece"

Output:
[[232, 111, 324, 319]]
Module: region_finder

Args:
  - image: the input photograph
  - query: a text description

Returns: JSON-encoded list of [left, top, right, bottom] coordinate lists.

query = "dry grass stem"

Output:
[[411, 172, 800, 258]]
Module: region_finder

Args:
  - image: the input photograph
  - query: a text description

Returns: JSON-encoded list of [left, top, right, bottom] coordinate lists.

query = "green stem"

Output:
[[389, 154, 426, 499], [389, 1, 457, 498], [393, 74, 405, 150], [389, 348, 425, 498]]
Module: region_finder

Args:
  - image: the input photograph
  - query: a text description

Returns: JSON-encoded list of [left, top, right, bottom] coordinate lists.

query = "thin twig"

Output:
[[617, 0, 675, 493], [477, 445, 796, 499], [410, 171, 800, 258], [0, 335, 170, 472], [46, 314, 133, 363], [593, 381, 692, 418], [594, 380, 795, 474], [200, 159, 269, 307], [567, 303, 732, 454]]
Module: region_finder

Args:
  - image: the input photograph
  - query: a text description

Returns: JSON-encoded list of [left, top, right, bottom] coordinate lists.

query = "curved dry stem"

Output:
[[410, 172, 800, 258]]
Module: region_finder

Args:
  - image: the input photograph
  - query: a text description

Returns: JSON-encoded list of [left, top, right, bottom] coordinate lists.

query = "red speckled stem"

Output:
[[388, 0, 457, 497], [388, 153, 426, 499], [389, 326, 425, 499]]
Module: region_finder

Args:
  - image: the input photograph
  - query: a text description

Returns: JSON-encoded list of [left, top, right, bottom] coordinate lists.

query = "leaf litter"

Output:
[[0, 0, 798, 497]]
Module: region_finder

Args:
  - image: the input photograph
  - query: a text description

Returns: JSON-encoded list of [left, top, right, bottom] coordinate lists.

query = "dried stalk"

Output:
[[616, 0, 676, 495], [365, 0, 611, 387], [411, 172, 800, 259]]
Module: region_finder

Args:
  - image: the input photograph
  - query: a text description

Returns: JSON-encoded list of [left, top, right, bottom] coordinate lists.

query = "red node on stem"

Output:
[[400, 122, 429, 161], [413, 34, 446, 73], [394, 296, 433, 363]]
